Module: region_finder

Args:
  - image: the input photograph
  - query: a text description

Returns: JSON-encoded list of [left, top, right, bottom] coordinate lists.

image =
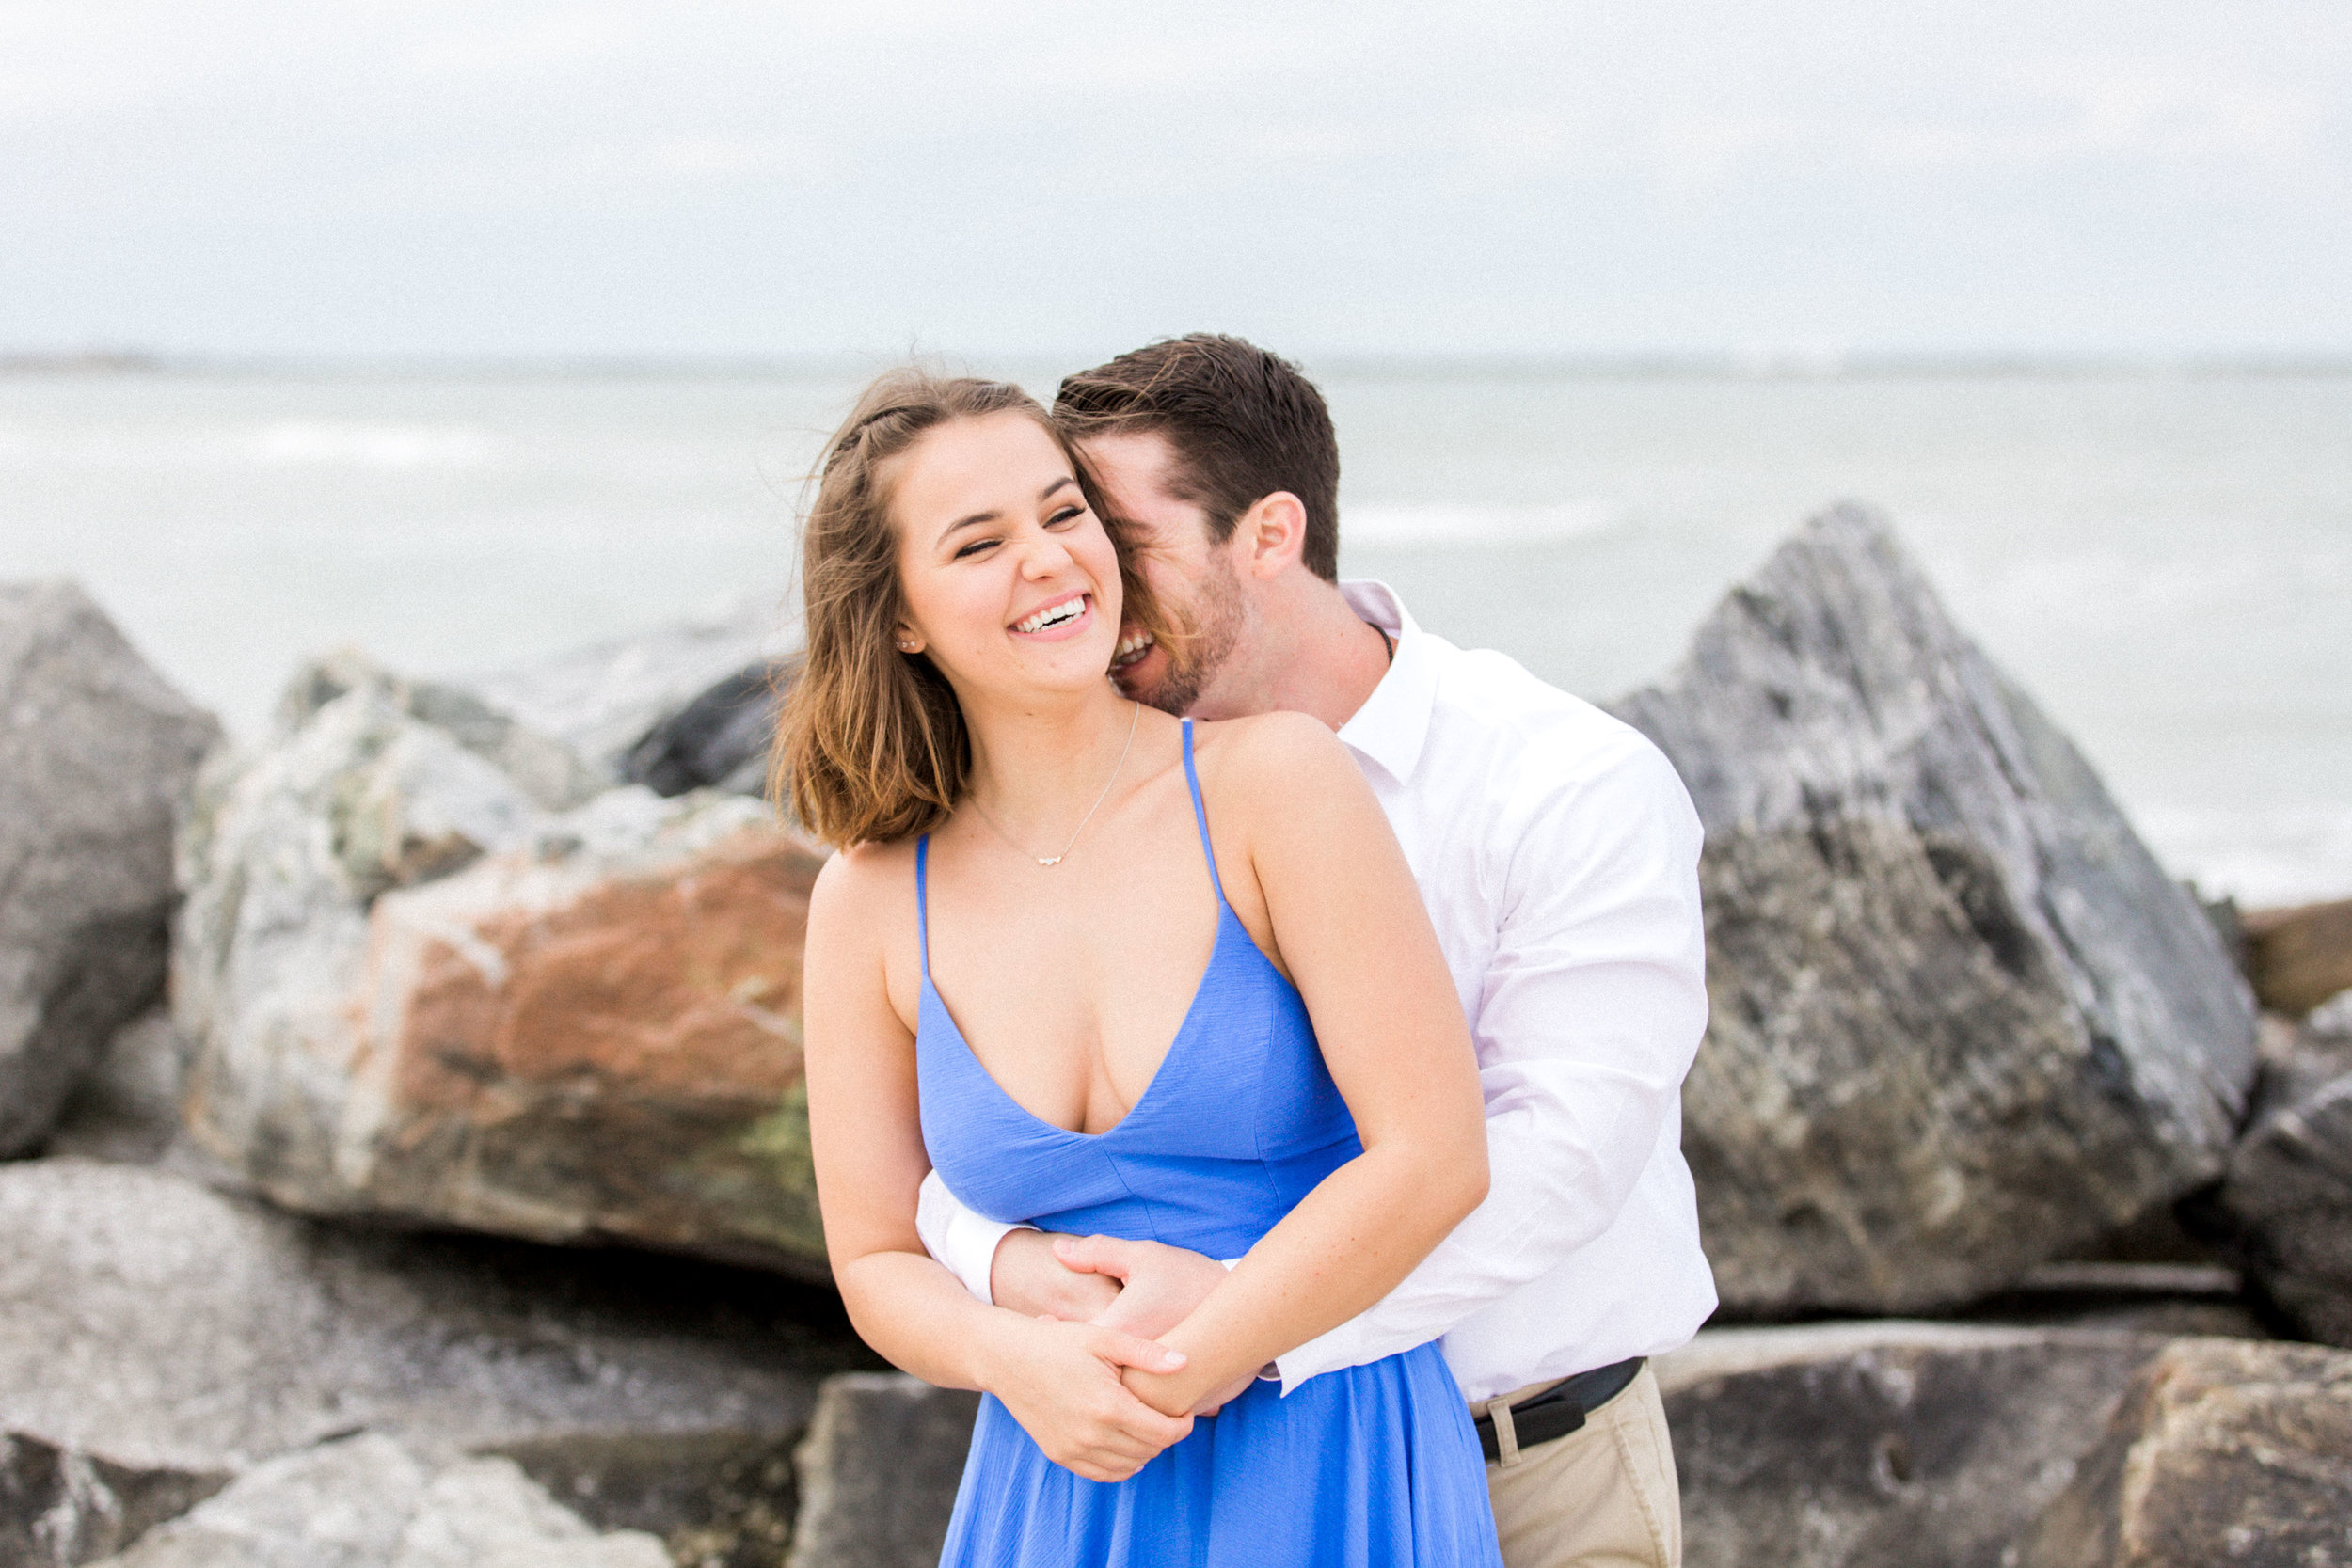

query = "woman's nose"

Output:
[[1017, 529, 1074, 577]]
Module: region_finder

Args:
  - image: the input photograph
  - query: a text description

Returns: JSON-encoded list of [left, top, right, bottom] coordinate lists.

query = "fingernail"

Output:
[[1160, 1351, 1186, 1369]]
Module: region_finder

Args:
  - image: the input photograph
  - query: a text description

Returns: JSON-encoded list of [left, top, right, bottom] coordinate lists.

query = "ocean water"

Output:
[[3, 365, 2346, 907]]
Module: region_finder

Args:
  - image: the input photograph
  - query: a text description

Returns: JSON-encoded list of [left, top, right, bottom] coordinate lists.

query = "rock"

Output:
[[37, 1010, 191, 1166], [2015, 1337, 2352, 1567], [1, 1429, 228, 1568], [620, 662, 787, 800], [1656, 1321, 2170, 1568], [0, 1158, 866, 1558], [473, 600, 797, 787], [490, 1432, 800, 1568], [177, 703, 830, 1272], [2221, 1013, 2352, 1346], [1608, 506, 2259, 1314], [88, 1434, 669, 1568], [786, 1376, 978, 1568], [0, 581, 221, 1157], [2242, 898, 2352, 1018], [276, 648, 603, 813]]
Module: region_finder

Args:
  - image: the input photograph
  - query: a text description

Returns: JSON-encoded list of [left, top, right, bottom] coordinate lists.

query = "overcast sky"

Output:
[[6, 1, 2349, 360]]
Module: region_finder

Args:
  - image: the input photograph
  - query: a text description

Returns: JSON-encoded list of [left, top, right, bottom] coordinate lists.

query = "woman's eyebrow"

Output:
[[937, 508, 1000, 544], [938, 477, 1076, 545]]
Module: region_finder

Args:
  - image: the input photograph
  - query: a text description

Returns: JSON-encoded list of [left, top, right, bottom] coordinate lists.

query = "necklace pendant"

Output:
[[1036, 855, 1063, 868]]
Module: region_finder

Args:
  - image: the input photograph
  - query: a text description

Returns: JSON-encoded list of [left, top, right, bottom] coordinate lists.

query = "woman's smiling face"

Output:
[[888, 410, 1124, 704]]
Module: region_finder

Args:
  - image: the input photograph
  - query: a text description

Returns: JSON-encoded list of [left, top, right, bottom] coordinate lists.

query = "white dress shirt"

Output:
[[915, 581, 1716, 1403]]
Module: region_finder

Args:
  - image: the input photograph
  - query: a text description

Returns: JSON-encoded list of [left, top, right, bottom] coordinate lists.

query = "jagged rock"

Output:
[[2242, 898, 2352, 1017], [1, 1429, 227, 1568], [474, 600, 797, 786], [2015, 1338, 2352, 1566], [786, 1376, 979, 1568], [0, 1159, 865, 1556], [620, 663, 787, 799], [0, 581, 220, 1157], [1657, 1321, 2170, 1568], [1609, 507, 2259, 1314], [176, 703, 829, 1272], [2221, 1012, 2352, 1346], [88, 1434, 668, 1568], [276, 648, 603, 812]]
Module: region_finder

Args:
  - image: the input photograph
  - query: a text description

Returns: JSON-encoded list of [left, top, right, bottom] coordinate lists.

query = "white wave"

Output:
[[1341, 501, 1628, 548]]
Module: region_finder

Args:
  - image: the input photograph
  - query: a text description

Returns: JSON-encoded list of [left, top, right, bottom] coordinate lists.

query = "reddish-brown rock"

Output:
[[178, 708, 832, 1275], [2243, 898, 2352, 1017]]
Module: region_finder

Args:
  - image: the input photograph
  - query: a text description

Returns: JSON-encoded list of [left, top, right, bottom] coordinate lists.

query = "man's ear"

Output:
[[1233, 492, 1309, 582]]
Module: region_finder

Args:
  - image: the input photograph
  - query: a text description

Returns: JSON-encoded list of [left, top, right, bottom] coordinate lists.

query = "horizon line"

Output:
[[8, 347, 2352, 381]]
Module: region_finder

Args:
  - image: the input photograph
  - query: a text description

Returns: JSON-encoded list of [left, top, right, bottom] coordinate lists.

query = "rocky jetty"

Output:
[[0, 582, 219, 1157], [1611, 506, 2259, 1315], [172, 644, 828, 1276], [5, 507, 2344, 1565]]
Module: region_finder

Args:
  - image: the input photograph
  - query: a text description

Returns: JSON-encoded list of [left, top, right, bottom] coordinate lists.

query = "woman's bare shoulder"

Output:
[[1190, 711, 1356, 790], [809, 835, 919, 931]]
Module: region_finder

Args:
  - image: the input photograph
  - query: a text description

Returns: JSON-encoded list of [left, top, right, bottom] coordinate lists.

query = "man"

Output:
[[916, 334, 1713, 1567]]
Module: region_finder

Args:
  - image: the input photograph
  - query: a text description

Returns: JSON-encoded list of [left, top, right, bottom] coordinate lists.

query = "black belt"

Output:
[[1472, 1356, 1645, 1463]]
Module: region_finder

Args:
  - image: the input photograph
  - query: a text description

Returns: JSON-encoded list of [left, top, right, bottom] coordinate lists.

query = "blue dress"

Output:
[[917, 721, 1502, 1567]]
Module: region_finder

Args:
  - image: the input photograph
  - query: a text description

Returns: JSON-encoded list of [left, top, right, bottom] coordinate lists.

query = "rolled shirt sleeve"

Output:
[[916, 1167, 1032, 1307]]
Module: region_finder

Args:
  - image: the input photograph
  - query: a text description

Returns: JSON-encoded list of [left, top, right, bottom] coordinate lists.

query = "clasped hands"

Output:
[[978, 1229, 1258, 1484]]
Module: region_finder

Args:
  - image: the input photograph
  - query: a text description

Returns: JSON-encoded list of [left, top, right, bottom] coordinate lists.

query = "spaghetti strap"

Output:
[[1179, 719, 1229, 907], [914, 834, 933, 975]]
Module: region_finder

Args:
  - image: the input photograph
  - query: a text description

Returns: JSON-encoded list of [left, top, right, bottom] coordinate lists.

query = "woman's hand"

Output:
[[978, 1314, 1199, 1482]]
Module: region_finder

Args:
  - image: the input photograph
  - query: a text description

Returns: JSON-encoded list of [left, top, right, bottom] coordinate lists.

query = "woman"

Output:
[[784, 370, 1501, 1566]]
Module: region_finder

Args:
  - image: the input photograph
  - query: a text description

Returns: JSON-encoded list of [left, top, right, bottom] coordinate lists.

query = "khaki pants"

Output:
[[1481, 1365, 1681, 1568]]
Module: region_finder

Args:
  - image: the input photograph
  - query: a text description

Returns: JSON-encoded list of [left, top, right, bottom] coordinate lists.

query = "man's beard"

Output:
[[1132, 558, 1246, 717]]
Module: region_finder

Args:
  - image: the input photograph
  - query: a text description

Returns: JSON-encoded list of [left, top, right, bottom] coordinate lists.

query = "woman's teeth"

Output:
[[1014, 597, 1087, 634], [1111, 631, 1154, 669]]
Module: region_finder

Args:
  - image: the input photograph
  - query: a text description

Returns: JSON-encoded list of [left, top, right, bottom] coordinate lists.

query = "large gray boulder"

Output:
[[173, 667, 828, 1276], [2015, 1337, 2352, 1567], [0, 1158, 865, 1560], [1658, 1322, 2170, 1568], [88, 1434, 668, 1568], [0, 582, 220, 1157], [786, 1376, 979, 1568], [2221, 1012, 2352, 1346], [1610, 507, 2259, 1313]]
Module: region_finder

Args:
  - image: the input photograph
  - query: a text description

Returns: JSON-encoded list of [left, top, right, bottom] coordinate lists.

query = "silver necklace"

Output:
[[972, 700, 1140, 867]]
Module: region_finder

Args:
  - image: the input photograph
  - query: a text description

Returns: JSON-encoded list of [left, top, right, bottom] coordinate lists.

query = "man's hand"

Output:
[[1055, 1235, 1259, 1416], [989, 1228, 1121, 1321], [978, 1315, 1196, 1483]]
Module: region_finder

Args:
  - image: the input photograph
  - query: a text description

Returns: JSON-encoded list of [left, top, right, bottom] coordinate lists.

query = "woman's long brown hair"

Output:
[[771, 370, 1177, 847]]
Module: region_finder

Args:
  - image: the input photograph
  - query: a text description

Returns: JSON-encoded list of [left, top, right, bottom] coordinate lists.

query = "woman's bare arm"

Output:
[[802, 847, 1194, 1481], [1120, 715, 1490, 1414]]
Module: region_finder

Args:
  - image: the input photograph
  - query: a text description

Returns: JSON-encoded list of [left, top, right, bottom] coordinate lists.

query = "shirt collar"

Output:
[[1336, 579, 1438, 785]]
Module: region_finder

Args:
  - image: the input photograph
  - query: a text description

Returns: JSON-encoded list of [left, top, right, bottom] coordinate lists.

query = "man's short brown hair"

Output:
[[1054, 334, 1341, 582]]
